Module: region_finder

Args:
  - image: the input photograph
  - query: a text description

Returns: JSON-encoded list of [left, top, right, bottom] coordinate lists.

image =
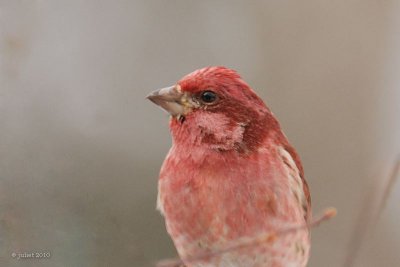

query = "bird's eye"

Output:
[[200, 91, 217, 104]]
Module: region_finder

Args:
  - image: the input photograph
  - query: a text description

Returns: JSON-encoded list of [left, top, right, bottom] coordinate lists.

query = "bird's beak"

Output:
[[147, 85, 186, 117]]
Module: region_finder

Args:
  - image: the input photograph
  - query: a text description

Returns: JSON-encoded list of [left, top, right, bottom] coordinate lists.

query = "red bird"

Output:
[[148, 67, 311, 267]]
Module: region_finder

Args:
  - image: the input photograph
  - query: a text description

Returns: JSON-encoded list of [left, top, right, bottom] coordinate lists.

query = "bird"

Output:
[[147, 66, 311, 267]]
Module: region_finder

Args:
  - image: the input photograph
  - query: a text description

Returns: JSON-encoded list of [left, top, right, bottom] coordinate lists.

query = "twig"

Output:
[[343, 156, 400, 267]]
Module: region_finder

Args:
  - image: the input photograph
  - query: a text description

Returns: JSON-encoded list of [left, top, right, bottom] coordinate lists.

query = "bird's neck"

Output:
[[169, 110, 280, 154], [170, 112, 245, 152]]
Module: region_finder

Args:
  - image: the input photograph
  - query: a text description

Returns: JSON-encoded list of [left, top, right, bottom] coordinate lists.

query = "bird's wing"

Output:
[[279, 145, 311, 220]]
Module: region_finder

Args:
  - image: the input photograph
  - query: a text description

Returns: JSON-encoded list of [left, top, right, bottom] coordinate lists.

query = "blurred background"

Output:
[[1, 1, 400, 266]]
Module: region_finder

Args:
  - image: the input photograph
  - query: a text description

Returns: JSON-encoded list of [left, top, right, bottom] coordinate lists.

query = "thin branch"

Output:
[[343, 156, 400, 267]]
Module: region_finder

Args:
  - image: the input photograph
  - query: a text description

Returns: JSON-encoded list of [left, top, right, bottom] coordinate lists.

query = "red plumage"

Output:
[[148, 66, 311, 267]]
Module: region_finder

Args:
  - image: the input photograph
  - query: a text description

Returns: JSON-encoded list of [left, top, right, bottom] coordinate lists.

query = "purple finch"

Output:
[[148, 66, 311, 267]]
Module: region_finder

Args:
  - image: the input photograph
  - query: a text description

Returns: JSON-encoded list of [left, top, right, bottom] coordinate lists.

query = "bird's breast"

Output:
[[157, 144, 309, 266]]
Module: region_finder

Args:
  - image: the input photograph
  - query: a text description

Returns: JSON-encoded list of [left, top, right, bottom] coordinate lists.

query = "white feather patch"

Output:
[[279, 147, 307, 215], [156, 181, 165, 215]]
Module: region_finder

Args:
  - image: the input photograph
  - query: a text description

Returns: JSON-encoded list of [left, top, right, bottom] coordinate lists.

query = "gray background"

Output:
[[1, 1, 400, 267]]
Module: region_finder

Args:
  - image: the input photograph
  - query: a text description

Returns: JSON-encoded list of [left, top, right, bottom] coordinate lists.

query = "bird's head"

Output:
[[147, 66, 279, 152]]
